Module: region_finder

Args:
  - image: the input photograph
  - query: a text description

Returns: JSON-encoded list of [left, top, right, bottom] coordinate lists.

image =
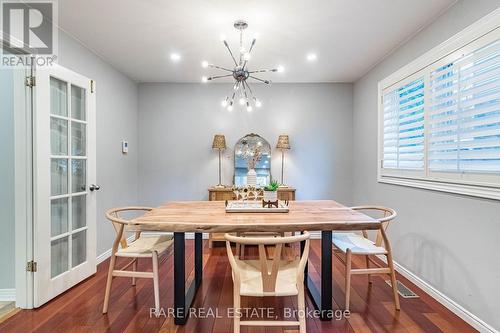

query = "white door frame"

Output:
[[13, 58, 35, 309]]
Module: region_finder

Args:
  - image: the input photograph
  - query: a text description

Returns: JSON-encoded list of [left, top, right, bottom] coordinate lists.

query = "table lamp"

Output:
[[276, 134, 290, 187], [212, 134, 227, 187]]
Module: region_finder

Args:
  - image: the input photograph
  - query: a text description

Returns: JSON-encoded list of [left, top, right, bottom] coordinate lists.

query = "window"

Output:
[[378, 11, 500, 200], [383, 77, 425, 171], [428, 40, 500, 175]]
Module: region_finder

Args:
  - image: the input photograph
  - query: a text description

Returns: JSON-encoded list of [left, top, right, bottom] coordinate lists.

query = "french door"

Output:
[[33, 64, 96, 307]]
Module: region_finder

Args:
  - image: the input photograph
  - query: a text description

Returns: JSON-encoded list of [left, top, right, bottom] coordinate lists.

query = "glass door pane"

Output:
[[72, 195, 86, 230], [72, 230, 86, 267], [51, 237, 69, 278], [71, 159, 86, 193], [51, 118, 68, 155], [51, 198, 68, 237], [50, 77, 68, 117], [71, 85, 86, 121], [71, 122, 86, 156], [51, 158, 68, 196]]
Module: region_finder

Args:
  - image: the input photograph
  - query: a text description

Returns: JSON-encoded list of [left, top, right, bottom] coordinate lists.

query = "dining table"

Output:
[[130, 200, 381, 325]]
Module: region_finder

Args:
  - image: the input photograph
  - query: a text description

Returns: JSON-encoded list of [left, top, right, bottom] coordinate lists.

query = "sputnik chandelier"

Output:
[[201, 20, 284, 112]]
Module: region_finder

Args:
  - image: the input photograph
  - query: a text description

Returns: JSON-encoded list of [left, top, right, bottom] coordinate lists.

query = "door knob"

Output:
[[89, 184, 100, 191]]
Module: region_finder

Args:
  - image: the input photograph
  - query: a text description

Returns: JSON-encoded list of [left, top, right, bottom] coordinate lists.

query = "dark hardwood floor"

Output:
[[0, 240, 476, 332]]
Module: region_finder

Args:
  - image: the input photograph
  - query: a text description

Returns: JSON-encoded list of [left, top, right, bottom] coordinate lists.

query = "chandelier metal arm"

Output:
[[223, 40, 238, 66], [208, 74, 233, 81], [209, 64, 233, 72], [244, 81, 260, 106], [239, 29, 243, 64], [248, 68, 278, 74], [230, 90, 236, 103], [243, 80, 255, 98], [243, 84, 250, 102], [248, 38, 256, 53], [249, 75, 271, 84], [242, 38, 256, 70]]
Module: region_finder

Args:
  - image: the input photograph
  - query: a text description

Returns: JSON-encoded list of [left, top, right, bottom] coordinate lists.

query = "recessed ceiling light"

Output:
[[306, 53, 317, 61], [170, 53, 181, 62]]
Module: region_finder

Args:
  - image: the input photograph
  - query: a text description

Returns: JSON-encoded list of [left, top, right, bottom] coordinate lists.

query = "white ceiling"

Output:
[[58, 0, 456, 83]]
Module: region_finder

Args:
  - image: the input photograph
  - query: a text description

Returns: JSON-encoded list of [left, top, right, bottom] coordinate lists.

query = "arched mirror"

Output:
[[234, 133, 271, 187]]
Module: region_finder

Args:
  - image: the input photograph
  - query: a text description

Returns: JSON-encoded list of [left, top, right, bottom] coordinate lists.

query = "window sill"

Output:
[[378, 176, 500, 201]]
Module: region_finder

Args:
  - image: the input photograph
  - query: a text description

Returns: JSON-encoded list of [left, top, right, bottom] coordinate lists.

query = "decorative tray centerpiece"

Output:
[[225, 200, 289, 213], [226, 181, 289, 213]]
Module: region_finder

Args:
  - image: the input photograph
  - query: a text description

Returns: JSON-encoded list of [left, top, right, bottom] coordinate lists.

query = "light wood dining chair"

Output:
[[225, 232, 310, 333], [332, 206, 400, 311], [102, 207, 173, 314], [235, 231, 287, 259]]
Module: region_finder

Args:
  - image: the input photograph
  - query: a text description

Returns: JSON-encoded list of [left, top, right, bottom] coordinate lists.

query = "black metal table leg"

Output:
[[194, 232, 203, 286], [305, 230, 333, 320], [173, 232, 203, 325], [173, 232, 186, 324]]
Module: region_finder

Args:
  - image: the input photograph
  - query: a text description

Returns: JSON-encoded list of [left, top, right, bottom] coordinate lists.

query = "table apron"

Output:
[[127, 223, 381, 233]]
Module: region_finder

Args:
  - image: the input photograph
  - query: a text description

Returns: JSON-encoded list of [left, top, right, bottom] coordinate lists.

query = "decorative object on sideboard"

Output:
[[212, 134, 227, 188], [244, 139, 262, 187], [247, 168, 257, 186], [225, 200, 289, 213], [263, 180, 279, 202], [232, 185, 262, 201], [201, 20, 284, 111], [262, 199, 279, 208], [208, 186, 295, 247], [276, 134, 291, 187]]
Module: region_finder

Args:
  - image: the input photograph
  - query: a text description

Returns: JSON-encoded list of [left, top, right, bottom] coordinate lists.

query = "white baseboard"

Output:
[[377, 255, 498, 333], [0, 289, 16, 301], [96, 235, 136, 264]]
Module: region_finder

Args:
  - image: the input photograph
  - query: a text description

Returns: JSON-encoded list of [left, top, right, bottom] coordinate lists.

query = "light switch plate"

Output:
[[122, 140, 128, 154]]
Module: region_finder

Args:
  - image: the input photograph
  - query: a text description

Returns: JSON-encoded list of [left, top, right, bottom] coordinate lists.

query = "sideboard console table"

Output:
[[207, 186, 296, 247]]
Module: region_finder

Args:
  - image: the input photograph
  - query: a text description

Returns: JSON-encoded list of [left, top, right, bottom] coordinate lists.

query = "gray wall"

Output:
[[352, 0, 500, 330], [57, 31, 140, 256], [0, 68, 15, 289], [138, 83, 353, 206]]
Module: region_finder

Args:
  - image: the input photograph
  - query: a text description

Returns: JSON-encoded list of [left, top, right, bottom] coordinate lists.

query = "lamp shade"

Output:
[[276, 134, 290, 149], [212, 134, 227, 149]]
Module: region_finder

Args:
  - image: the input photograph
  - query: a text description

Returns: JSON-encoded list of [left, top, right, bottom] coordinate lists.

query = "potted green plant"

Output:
[[263, 180, 279, 202]]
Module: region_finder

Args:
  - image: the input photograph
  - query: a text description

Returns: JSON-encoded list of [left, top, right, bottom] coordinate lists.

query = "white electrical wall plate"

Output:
[[122, 140, 128, 154]]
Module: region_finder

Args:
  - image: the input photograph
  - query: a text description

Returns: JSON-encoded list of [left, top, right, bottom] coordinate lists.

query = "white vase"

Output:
[[263, 190, 278, 202], [247, 168, 257, 186]]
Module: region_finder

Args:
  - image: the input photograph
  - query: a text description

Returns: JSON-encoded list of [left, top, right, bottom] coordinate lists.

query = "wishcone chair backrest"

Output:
[[350, 206, 397, 248], [105, 207, 153, 249], [225, 232, 310, 293]]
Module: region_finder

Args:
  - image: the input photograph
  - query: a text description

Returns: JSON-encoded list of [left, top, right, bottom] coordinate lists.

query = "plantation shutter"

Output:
[[383, 77, 425, 170], [428, 38, 500, 173]]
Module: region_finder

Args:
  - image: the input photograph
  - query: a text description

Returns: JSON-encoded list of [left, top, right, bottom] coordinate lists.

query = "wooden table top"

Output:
[[130, 200, 380, 233]]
